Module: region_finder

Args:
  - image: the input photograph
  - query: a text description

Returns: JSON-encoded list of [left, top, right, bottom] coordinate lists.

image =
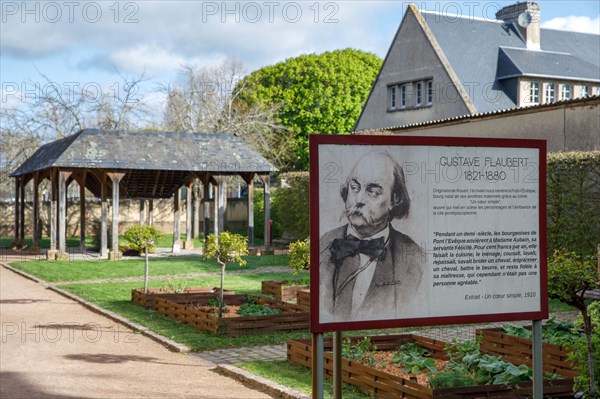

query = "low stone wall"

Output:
[[0, 198, 250, 237]]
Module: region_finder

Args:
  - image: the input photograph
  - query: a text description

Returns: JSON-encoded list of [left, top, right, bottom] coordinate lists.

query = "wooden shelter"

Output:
[[10, 129, 276, 258]]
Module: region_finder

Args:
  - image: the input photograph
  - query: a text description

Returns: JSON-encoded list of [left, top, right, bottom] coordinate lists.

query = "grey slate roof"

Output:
[[11, 129, 276, 199], [421, 11, 600, 113], [12, 129, 276, 176], [498, 47, 600, 81]]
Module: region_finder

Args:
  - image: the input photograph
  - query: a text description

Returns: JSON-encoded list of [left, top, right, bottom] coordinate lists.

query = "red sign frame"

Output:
[[309, 135, 547, 333]]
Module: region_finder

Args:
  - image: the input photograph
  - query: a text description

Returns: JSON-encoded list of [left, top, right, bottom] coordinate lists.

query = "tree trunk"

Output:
[[143, 246, 149, 293], [582, 308, 596, 398]]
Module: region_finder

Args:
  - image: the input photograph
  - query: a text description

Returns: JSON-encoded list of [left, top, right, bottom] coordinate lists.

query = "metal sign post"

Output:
[[312, 333, 324, 399], [532, 320, 543, 399], [333, 331, 342, 399]]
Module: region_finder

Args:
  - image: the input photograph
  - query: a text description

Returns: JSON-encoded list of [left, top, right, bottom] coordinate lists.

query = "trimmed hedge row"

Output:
[[547, 151, 600, 257]]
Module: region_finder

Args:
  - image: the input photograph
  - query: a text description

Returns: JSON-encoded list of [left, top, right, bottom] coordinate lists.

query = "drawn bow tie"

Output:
[[330, 236, 386, 263]]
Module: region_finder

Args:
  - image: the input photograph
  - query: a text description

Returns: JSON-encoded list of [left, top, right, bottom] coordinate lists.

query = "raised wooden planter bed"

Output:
[[261, 280, 309, 302], [477, 327, 578, 378], [287, 334, 574, 399], [131, 287, 234, 310], [296, 288, 310, 308], [155, 295, 309, 336]]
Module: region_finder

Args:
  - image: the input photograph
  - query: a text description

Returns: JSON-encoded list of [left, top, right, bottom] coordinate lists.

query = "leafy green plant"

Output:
[[124, 225, 162, 292], [501, 318, 578, 348], [204, 232, 249, 317], [429, 370, 476, 388], [288, 239, 310, 274], [161, 278, 190, 294], [237, 302, 281, 317], [282, 278, 310, 286], [391, 342, 438, 375], [341, 337, 381, 368]]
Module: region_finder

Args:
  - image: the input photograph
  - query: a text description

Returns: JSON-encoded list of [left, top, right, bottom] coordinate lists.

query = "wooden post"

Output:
[[148, 200, 154, 226], [262, 174, 271, 251], [79, 172, 86, 253], [203, 181, 210, 239], [107, 172, 125, 260], [212, 181, 219, 238], [19, 177, 25, 243], [139, 200, 146, 226], [48, 170, 58, 259], [32, 173, 40, 250], [247, 178, 255, 247], [172, 188, 181, 253], [193, 180, 200, 239], [14, 176, 20, 246], [58, 171, 71, 256], [184, 181, 194, 249], [217, 177, 226, 234], [100, 175, 109, 258]]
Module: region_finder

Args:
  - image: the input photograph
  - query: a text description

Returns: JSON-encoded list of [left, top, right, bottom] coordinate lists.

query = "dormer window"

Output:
[[529, 81, 540, 104], [561, 84, 571, 100], [544, 83, 555, 103]]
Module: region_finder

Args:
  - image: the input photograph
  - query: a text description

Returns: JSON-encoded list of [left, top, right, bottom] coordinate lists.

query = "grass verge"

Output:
[[11, 254, 291, 282]]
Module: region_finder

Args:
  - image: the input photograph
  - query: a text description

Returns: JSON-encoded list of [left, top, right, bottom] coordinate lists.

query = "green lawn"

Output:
[[61, 273, 310, 351], [238, 360, 372, 399], [11, 254, 291, 282]]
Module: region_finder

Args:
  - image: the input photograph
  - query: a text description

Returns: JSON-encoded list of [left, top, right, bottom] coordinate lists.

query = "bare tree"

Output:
[[162, 59, 293, 170], [0, 70, 151, 195]]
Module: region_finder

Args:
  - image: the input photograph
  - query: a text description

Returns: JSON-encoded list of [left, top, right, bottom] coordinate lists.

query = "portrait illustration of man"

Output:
[[319, 151, 427, 323]]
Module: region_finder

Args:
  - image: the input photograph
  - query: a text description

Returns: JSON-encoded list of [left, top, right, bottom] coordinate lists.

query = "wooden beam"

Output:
[[79, 172, 87, 253], [261, 174, 271, 250], [32, 172, 40, 249], [184, 181, 194, 249], [247, 178, 255, 247], [50, 169, 58, 251], [100, 174, 109, 258], [58, 170, 72, 255]]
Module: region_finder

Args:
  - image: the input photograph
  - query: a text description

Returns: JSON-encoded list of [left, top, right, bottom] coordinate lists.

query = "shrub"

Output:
[[271, 172, 309, 240], [570, 301, 600, 395], [288, 239, 310, 274], [123, 225, 162, 254], [429, 370, 476, 388]]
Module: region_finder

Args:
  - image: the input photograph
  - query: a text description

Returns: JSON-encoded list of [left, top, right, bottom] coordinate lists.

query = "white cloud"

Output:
[[542, 15, 600, 34]]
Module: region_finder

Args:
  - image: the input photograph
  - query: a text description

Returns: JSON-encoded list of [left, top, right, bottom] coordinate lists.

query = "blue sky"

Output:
[[1, 0, 599, 113]]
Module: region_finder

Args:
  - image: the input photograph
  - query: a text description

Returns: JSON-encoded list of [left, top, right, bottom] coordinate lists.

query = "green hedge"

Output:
[[547, 151, 600, 257], [272, 172, 310, 240]]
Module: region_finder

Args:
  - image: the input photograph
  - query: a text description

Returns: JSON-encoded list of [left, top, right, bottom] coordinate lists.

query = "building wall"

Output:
[[356, 9, 470, 131], [371, 98, 600, 152]]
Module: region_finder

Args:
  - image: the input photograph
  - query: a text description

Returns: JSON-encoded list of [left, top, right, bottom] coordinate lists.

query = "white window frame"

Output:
[[389, 86, 396, 110], [594, 86, 600, 96], [400, 84, 407, 108], [529, 81, 540, 104], [544, 82, 555, 104], [426, 80, 433, 105], [415, 82, 422, 107], [581, 85, 589, 98], [561, 84, 571, 100]]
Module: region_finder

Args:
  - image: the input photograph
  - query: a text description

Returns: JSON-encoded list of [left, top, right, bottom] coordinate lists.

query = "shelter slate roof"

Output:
[[12, 129, 276, 176], [421, 10, 600, 113], [11, 129, 276, 199]]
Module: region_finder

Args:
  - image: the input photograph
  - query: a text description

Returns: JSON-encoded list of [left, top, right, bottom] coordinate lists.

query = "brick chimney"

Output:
[[496, 2, 541, 50]]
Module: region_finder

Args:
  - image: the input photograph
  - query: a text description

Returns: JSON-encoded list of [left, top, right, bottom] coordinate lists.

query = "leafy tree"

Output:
[[548, 249, 599, 397], [124, 225, 162, 292], [204, 232, 249, 317], [236, 48, 382, 170]]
